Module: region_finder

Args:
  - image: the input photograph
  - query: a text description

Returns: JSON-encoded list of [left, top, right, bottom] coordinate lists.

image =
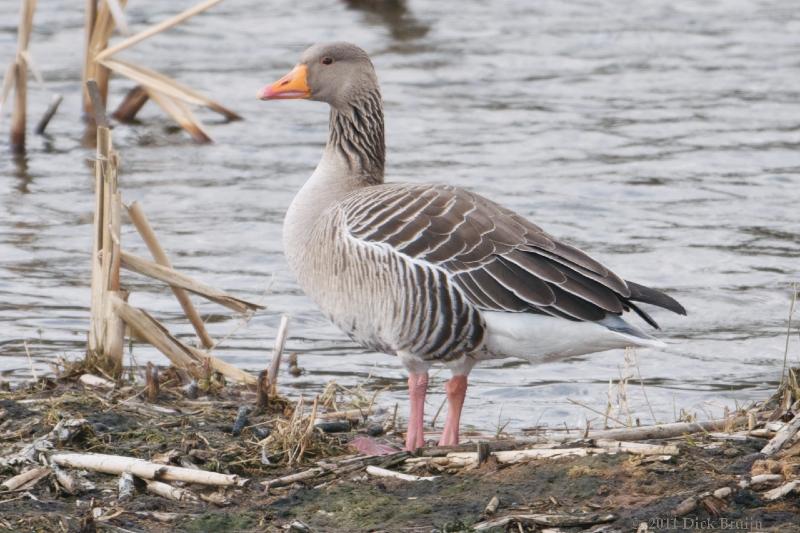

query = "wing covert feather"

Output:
[[341, 183, 632, 322]]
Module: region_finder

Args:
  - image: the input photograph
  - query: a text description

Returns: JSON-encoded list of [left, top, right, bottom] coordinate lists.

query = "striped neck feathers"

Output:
[[327, 89, 385, 186]]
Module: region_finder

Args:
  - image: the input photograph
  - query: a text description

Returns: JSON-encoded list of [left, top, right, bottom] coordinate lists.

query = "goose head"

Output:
[[259, 42, 379, 109]]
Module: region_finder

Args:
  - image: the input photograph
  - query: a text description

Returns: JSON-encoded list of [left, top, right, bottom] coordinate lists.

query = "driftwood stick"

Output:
[[484, 495, 500, 515], [1, 466, 50, 491], [761, 414, 800, 456], [51, 452, 247, 487], [146, 480, 199, 502], [473, 512, 616, 530], [262, 467, 325, 490], [112, 85, 148, 122], [412, 441, 679, 469], [96, 0, 224, 62], [763, 479, 800, 501], [365, 465, 436, 482], [118, 250, 262, 313], [34, 94, 62, 134], [117, 472, 135, 501], [126, 201, 214, 349], [551, 416, 750, 442], [268, 315, 290, 392]]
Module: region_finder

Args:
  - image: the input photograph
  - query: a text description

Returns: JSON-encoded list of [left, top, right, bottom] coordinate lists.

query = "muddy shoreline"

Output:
[[1, 366, 799, 532]]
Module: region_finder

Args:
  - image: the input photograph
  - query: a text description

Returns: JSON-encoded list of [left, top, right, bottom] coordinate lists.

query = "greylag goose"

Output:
[[259, 43, 686, 451]]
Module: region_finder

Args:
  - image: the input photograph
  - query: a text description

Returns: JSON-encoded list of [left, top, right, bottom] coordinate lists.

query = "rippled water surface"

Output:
[[1, 0, 799, 431]]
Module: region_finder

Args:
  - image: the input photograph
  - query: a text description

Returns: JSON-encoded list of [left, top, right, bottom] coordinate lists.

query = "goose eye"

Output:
[[321, 57, 334, 65]]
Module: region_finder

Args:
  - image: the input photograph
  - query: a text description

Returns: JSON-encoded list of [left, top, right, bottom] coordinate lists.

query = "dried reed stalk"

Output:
[[82, 0, 97, 111], [109, 293, 200, 376], [118, 250, 262, 314], [86, 80, 124, 377], [84, 0, 128, 116], [104, 0, 130, 36], [186, 346, 258, 386], [101, 58, 240, 121], [9, 0, 37, 152], [96, 0, 224, 62], [145, 361, 159, 402], [112, 85, 148, 122], [126, 201, 214, 348], [108, 293, 257, 385], [268, 315, 290, 394], [145, 88, 211, 143]]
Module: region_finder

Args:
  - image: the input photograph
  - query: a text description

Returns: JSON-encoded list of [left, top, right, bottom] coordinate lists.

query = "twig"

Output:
[[632, 349, 657, 425], [568, 398, 628, 427]]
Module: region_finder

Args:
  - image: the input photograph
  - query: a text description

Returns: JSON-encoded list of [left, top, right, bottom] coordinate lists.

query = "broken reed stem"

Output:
[[86, 80, 124, 378], [96, 0, 224, 62], [34, 94, 63, 135], [145, 361, 159, 402], [10, 0, 37, 153], [781, 283, 797, 388], [126, 201, 215, 349], [83, 0, 128, 117], [118, 250, 262, 314], [144, 87, 212, 143], [101, 58, 240, 121], [256, 370, 270, 411], [108, 293, 257, 385], [112, 85, 148, 122], [109, 294, 199, 376], [82, 0, 97, 117], [268, 315, 290, 394]]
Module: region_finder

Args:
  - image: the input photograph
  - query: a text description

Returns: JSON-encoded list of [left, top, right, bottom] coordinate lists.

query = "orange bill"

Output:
[[258, 64, 311, 100]]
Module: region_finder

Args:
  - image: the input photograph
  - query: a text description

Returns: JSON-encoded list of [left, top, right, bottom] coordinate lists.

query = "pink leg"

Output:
[[405, 372, 429, 451], [438, 375, 468, 446]]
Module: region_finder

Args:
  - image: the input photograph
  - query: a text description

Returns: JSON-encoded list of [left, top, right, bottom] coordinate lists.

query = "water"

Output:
[[1, 0, 799, 432]]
